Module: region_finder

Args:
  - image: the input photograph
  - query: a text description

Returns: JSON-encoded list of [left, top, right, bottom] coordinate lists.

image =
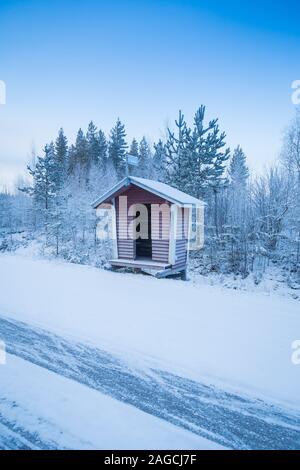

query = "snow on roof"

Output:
[[130, 177, 204, 205], [92, 176, 205, 208]]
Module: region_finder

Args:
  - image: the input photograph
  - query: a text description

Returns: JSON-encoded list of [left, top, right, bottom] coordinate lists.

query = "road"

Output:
[[0, 315, 299, 449]]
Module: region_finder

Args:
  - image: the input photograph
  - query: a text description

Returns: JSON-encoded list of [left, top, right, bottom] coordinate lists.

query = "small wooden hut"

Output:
[[92, 176, 204, 278]]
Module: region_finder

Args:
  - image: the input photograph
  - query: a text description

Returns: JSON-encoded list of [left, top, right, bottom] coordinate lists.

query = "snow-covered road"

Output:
[[1, 354, 217, 450], [1, 315, 299, 450]]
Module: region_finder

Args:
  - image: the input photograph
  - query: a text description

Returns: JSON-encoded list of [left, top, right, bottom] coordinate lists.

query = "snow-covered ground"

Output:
[[2, 315, 299, 449], [0, 253, 299, 409], [1, 354, 220, 449], [189, 263, 300, 301]]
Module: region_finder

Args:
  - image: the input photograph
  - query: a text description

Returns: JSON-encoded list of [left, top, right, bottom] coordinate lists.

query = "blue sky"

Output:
[[0, 0, 299, 188]]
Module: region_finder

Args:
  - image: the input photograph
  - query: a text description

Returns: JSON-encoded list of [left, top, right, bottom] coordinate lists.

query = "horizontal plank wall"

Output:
[[173, 207, 188, 270], [151, 200, 170, 264], [115, 185, 170, 262], [115, 195, 135, 259]]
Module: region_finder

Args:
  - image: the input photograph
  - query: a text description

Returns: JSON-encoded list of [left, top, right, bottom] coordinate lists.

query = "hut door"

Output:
[[135, 203, 152, 259]]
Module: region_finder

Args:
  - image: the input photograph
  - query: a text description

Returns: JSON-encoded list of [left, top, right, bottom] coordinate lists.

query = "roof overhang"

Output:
[[91, 176, 206, 209], [91, 177, 130, 208]]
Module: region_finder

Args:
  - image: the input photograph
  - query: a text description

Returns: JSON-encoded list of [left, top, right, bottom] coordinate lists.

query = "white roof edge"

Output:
[[130, 176, 205, 206], [91, 176, 205, 208], [91, 177, 129, 208]]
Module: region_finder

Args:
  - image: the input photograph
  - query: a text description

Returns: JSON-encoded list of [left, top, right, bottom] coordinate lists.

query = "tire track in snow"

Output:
[[0, 315, 300, 450]]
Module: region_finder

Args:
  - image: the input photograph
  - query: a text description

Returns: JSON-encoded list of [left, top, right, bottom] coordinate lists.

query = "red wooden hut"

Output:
[[92, 176, 204, 278]]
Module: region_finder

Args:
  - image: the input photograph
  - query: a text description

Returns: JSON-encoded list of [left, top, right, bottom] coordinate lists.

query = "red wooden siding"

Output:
[[114, 185, 170, 262], [151, 204, 170, 263], [115, 196, 135, 259], [173, 207, 189, 269]]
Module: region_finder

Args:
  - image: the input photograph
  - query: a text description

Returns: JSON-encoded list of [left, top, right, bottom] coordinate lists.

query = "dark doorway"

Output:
[[135, 203, 152, 259]]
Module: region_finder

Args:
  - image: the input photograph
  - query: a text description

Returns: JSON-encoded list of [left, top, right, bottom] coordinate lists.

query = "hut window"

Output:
[[189, 205, 204, 250]]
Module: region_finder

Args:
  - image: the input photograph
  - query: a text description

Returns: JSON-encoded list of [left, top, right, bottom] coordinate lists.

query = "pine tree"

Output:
[[165, 110, 190, 189], [129, 138, 139, 157], [98, 129, 108, 173], [33, 143, 56, 210], [86, 121, 100, 167], [152, 139, 167, 181], [191, 106, 230, 199], [165, 106, 230, 200], [165, 106, 230, 237], [108, 118, 128, 178], [68, 128, 88, 180], [229, 146, 249, 189], [225, 147, 249, 272], [203, 120, 230, 235], [138, 137, 152, 177], [54, 128, 68, 189], [23, 142, 57, 237]]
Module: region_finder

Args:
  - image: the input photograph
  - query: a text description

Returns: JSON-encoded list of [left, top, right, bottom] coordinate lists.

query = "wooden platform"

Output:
[[109, 258, 171, 270], [109, 258, 187, 279]]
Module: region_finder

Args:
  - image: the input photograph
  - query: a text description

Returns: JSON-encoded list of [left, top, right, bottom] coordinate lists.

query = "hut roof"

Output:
[[92, 176, 205, 208]]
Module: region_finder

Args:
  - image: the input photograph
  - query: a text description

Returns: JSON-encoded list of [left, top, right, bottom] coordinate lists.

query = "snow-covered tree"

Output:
[[86, 121, 101, 167], [68, 129, 88, 180], [281, 109, 300, 184], [54, 128, 68, 188], [129, 138, 139, 157], [165, 107, 230, 200], [165, 110, 191, 189], [108, 118, 128, 178], [138, 136, 152, 177], [229, 146, 249, 189], [98, 129, 108, 173], [152, 139, 167, 181]]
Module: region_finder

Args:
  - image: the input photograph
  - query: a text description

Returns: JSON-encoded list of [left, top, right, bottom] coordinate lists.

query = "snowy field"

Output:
[[0, 253, 300, 449]]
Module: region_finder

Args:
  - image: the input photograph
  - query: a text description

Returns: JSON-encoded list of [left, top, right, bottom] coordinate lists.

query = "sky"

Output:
[[0, 0, 299, 190]]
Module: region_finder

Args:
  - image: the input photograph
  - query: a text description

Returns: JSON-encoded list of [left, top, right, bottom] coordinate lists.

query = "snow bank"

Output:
[[0, 354, 220, 449], [0, 253, 299, 408]]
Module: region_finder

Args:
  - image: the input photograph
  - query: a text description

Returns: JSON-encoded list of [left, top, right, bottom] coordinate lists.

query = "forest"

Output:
[[1, 106, 300, 288]]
